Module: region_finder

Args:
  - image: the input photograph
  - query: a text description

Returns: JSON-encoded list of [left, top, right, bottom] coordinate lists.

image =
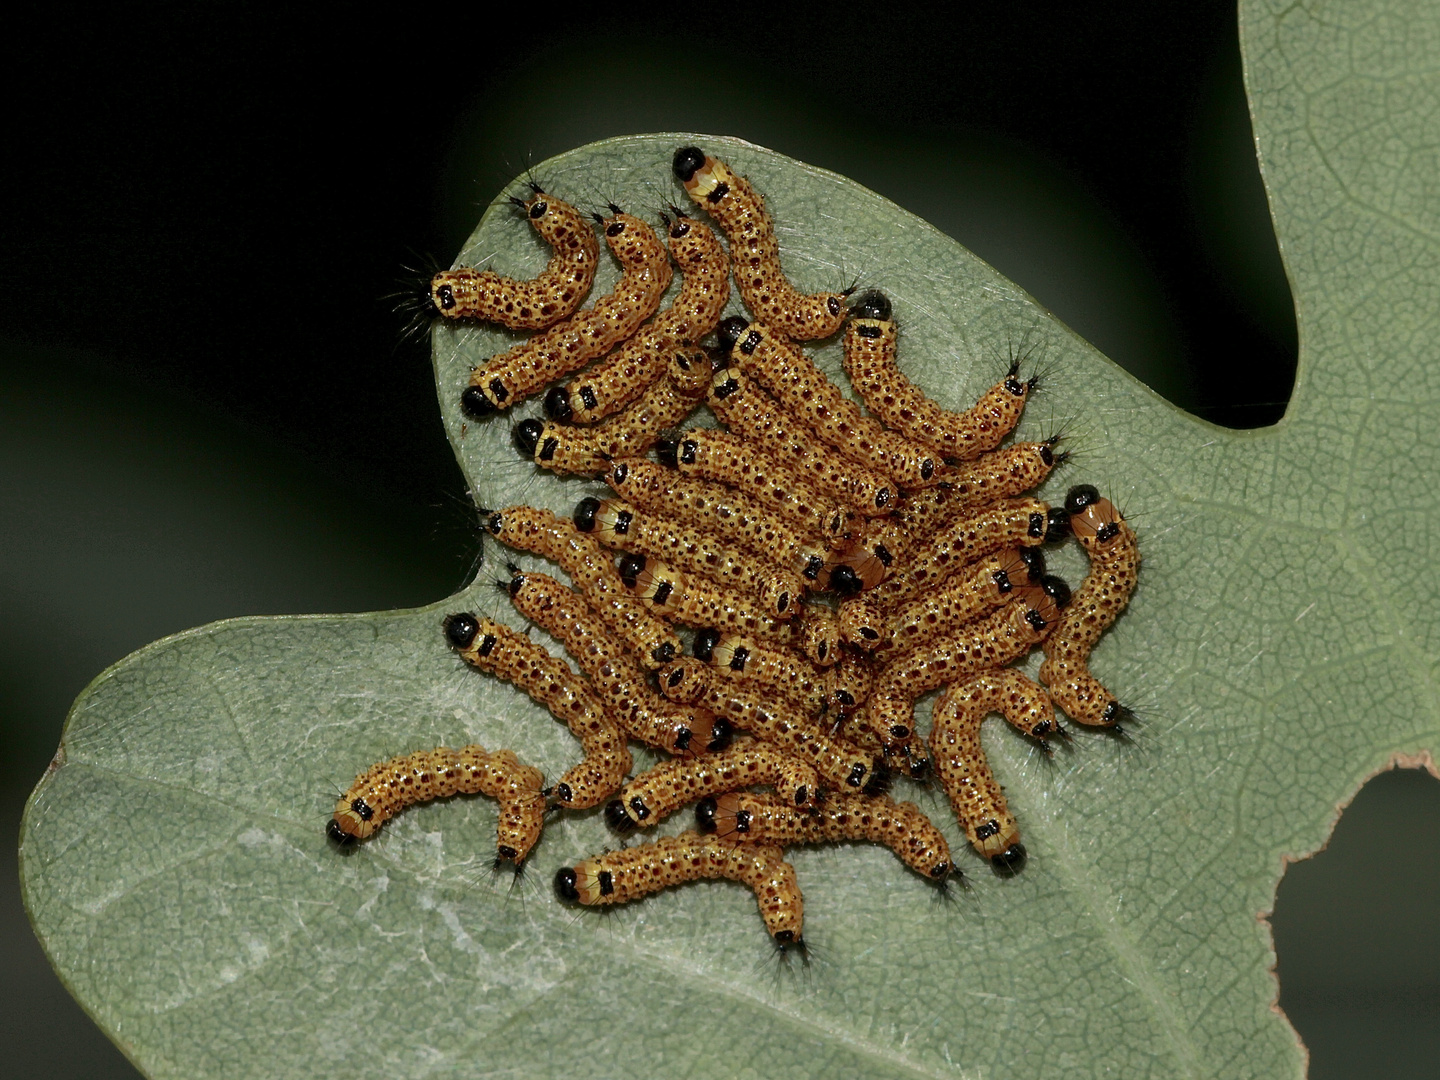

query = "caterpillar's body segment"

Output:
[[602, 458, 829, 586], [619, 554, 800, 645], [430, 190, 598, 330], [695, 627, 872, 716], [480, 506, 682, 668], [555, 831, 804, 944], [442, 612, 631, 808], [544, 213, 730, 425], [673, 147, 847, 341], [517, 345, 713, 476], [605, 740, 819, 831], [1039, 486, 1140, 726], [664, 428, 852, 541], [698, 791, 953, 883], [707, 366, 896, 515], [461, 211, 672, 418], [504, 570, 730, 757], [842, 291, 1031, 461], [574, 496, 804, 621], [928, 669, 1058, 872], [720, 319, 942, 489], [862, 586, 1064, 760], [867, 497, 1052, 610], [329, 745, 546, 864], [656, 657, 884, 794]]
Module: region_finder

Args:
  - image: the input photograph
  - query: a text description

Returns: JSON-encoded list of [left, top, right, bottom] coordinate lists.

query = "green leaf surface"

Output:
[[21, 2, 1440, 1076]]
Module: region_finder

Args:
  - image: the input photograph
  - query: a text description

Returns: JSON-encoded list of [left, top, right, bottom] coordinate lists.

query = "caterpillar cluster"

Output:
[[330, 146, 1140, 951]]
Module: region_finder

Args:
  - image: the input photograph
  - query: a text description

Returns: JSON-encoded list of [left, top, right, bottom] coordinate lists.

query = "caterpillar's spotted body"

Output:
[[461, 210, 672, 418], [556, 831, 804, 945], [842, 290, 1033, 462], [1039, 486, 1141, 726], [515, 344, 713, 476], [328, 745, 546, 865], [573, 496, 804, 621], [693, 627, 873, 716], [656, 656, 885, 794], [697, 791, 953, 883], [442, 612, 631, 809], [673, 147, 847, 341], [862, 586, 1066, 762], [867, 497, 1053, 610], [878, 548, 1045, 655], [929, 669, 1059, 873], [618, 553, 801, 645], [602, 457, 829, 585], [707, 366, 897, 516], [720, 319, 942, 490], [504, 570, 731, 757], [662, 427, 851, 541], [604, 740, 819, 832], [544, 212, 730, 424], [430, 188, 599, 330], [480, 505, 682, 669]]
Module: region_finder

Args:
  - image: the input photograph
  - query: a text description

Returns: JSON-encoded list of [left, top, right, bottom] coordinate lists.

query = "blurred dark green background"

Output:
[[1, 3, 1433, 1077]]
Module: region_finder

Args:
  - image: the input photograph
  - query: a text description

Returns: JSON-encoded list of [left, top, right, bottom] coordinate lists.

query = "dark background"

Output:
[[1, 3, 1434, 1077]]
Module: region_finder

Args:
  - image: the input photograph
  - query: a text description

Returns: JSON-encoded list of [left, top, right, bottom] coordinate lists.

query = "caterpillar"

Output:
[[515, 344, 713, 476], [696, 791, 954, 883], [861, 583, 1068, 762], [692, 626, 873, 716], [877, 548, 1045, 655], [928, 669, 1061, 873], [601, 457, 829, 585], [573, 496, 804, 621], [442, 612, 631, 809], [503, 569, 731, 756], [655, 656, 886, 794], [659, 427, 851, 542], [1038, 485, 1141, 726], [478, 505, 682, 668], [555, 831, 804, 946], [865, 497, 1054, 610], [603, 739, 819, 832], [328, 744, 546, 867], [617, 553, 801, 645], [842, 289, 1033, 461], [543, 210, 730, 424], [707, 365, 897, 515], [428, 186, 598, 330], [718, 318, 943, 489], [460, 209, 672, 418], [672, 146, 848, 341]]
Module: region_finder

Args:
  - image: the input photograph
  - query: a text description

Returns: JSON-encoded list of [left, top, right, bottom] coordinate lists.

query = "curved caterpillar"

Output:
[[1039, 485, 1141, 726], [460, 209, 671, 418], [861, 583, 1068, 763], [719, 318, 942, 490], [673, 146, 848, 341], [928, 669, 1060, 874], [604, 739, 819, 832], [697, 791, 953, 883], [328, 744, 546, 866], [543, 210, 730, 424], [555, 830, 804, 946], [514, 344, 713, 476], [442, 612, 631, 809], [428, 187, 598, 330], [843, 289, 1033, 461]]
